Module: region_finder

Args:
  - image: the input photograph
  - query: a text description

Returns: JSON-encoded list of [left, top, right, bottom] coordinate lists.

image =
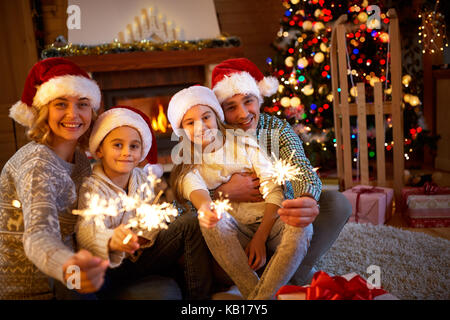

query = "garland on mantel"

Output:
[[41, 35, 241, 59]]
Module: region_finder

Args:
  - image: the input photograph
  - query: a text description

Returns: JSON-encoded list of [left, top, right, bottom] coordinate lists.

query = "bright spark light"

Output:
[[74, 171, 179, 240], [210, 197, 233, 219], [265, 150, 302, 194]]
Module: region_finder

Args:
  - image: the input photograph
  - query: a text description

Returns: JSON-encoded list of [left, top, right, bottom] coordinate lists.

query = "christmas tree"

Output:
[[264, 0, 442, 173]]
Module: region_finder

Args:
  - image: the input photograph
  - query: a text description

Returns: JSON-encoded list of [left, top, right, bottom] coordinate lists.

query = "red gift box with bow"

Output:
[[276, 271, 396, 300], [401, 182, 450, 228], [342, 185, 394, 225]]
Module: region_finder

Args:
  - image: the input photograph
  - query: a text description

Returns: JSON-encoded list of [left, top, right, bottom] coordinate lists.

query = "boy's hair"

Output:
[[26, 103, 97, 151]]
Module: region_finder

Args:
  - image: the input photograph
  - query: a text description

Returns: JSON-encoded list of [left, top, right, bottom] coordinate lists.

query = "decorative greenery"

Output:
[[41, 36, 241, 59]]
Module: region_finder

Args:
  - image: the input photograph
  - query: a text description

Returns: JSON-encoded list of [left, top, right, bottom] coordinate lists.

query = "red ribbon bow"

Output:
[[276, 271, 387, 300], [351, 186, 386, 223], [422, 182, 439, 195]]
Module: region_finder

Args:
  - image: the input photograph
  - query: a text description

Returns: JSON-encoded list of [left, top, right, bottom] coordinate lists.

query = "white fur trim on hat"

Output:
[[213, 72, 279, 104], [33, 75, 101, 111], [168, 86, 224, 136], [258, 76, 279, 97], [89, 108, 152, 162], [9, 100, 37, 128]]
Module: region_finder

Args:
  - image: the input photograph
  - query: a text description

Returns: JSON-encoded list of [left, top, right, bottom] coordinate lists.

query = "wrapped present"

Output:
[[276, 271, 397, 300], [400, 182, 450, 212], [401, 183, 450, 228], [342, 185, 394, 225]]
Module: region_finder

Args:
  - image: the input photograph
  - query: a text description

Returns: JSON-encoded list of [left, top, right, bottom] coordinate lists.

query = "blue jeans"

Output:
[[54, 211, 213, 300]]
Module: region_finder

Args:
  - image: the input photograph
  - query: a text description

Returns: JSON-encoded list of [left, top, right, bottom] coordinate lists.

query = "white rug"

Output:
[[315, 223, 450, 300]]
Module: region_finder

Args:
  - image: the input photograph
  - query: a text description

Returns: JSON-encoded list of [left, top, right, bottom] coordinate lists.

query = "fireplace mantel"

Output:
[[64, 46, 244, 92], [64, 46, 244, 73]]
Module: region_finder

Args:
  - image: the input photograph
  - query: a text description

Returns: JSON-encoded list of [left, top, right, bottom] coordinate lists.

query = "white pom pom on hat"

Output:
[[168, 85, 224, 136], [9, 57, 101, 128], [211, 58, 279, 104]]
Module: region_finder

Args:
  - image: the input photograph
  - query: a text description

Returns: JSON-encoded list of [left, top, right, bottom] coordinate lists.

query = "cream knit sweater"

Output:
[[182, 136, 284, 225], [76, 163, 161, 268]]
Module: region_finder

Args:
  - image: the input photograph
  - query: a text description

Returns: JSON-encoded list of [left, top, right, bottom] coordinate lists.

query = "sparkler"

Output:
[[210, 195, 232, 220], [198, 192, 233, 221], [262, 150, 303, 198], [73, 171, 179, 246]]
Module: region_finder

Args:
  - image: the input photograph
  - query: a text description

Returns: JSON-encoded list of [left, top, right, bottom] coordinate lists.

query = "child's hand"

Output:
[[198, 202, 220, 228], [108, 224, 140, 254], [245, 234, 267, 271]]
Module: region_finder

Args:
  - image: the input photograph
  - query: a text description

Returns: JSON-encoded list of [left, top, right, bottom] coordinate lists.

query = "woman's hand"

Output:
[[214, 173, 263, 203], [198, 202, 220, 229], [62, 249, 109, 294], [108, 224, 140, 254], [245, 234, 267, 271], [278, 196, 320, 228]]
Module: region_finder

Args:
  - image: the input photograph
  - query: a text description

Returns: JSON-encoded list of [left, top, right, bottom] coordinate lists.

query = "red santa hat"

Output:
[[211, 58, 279, 104], [89, 106, 152, 163], [168, 85, 224, 136], [9, 57, 101, 128]]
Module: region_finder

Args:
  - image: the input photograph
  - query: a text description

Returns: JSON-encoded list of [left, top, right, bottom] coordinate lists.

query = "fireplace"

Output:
[[65, 47, 244, 171]]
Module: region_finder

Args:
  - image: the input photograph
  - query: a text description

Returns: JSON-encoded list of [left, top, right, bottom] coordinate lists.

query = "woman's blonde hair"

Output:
[[26, 103, 97, 151], [169, 108, 236, 206]]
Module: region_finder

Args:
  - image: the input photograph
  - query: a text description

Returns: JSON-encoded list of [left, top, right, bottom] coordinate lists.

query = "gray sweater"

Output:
[[0, 142, 91, 299], [76, 163, 161, 268]]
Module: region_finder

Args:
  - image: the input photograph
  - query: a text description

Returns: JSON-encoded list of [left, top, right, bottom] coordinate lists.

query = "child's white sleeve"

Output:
[[182, 169, 209, 202], [75, 180, 125, 268], [247, 146, 284, 207]]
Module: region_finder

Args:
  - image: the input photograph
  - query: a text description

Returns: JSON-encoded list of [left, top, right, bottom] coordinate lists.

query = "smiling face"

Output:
[[47, 96, 93, 144], [181, 104, 219, 148], [96, 126, 143, 178], [221, 94, 260, 131]]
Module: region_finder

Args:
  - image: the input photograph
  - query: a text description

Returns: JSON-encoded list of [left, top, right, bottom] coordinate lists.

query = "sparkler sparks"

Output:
[[73, 171, 179, 245], [268, 150, 302, 186], [198, 192, 233, 220], [261, 150, 303, 199], [210, 197, 233, 220]]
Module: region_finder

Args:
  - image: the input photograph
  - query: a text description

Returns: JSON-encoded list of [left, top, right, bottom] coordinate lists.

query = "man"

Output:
[[210, 58, 352, 285]]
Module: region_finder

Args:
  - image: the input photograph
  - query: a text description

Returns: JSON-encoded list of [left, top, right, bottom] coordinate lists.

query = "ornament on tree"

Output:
[[314, 115, 324, 128], [313, 52, 325, 63]]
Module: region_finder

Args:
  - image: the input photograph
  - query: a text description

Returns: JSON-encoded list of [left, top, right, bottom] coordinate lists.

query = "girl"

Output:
[[76, 106, 213, 300], [0, 58, 108, 299], [168, 85, 313, 300]]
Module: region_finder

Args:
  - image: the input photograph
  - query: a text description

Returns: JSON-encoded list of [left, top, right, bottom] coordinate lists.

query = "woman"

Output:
[[0, 58, 108, 299]]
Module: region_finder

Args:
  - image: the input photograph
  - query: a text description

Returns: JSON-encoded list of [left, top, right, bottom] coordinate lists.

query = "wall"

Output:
[[0, 0, 38, 170], [39, 0, 284, 72], [67, 0, 221, 44], [213, 0, 284, 72]]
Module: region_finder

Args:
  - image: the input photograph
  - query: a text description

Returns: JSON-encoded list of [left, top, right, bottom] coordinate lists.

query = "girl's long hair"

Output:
[[169, 109, 235, 207]]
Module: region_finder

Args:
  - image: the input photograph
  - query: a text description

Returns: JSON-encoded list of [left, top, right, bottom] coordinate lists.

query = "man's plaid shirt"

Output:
[[256, 113, 322, 201]]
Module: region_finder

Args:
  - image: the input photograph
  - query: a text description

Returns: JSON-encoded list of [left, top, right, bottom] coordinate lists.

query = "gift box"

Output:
[[276, 271, 398, 300], [342, 185, 394, 225], [401, 183, 450, 228]]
